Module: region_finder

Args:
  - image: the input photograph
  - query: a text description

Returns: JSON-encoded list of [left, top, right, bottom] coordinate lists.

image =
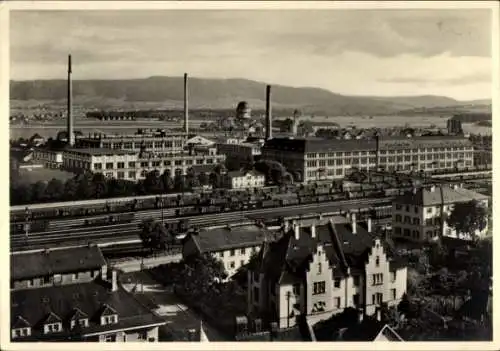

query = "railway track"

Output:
[[10, 197, 392, 252]]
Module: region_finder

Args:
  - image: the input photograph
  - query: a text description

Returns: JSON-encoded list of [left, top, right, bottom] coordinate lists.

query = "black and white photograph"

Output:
[[3, 1, 497, 347]]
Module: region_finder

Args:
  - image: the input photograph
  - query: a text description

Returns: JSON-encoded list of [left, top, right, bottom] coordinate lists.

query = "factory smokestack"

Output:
[[265, 85, 272, 140], [184, 73, 189, 135], [67, 54, 74, 146]]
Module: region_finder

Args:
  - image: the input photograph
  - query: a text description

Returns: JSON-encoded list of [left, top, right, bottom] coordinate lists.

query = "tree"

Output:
[[198, 172, 209, 186], [45, 178, 64, 201], [140, 219, 170, 252], [75, 172, 95, 200], [174, 174, 186, 192], [92, 173, 108, 198], [144, 170, 162, 194], [448, 200, 489, 240], [30, 181, 47, 202], [161, 170, 174, 193]]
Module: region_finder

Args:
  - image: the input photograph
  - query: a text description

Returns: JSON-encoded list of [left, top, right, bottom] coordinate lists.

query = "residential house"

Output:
[[313, 307, 404, 341], [182, 224, 269, 277], [226, 170, 265, 190], [11, 245, 107, 290], [392, 185, 489, 242], [247, 215, 407, 329], [10, 246, 165, 342]]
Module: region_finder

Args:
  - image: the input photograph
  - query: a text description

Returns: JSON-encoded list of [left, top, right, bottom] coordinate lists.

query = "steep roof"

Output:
[[11, 246, 107, 281], [191, 224, 268, 253], [257, 218, 405, 284], [10, 280, 165, 340], [394, 186, 489, 207], [228, 170, 264, 178]]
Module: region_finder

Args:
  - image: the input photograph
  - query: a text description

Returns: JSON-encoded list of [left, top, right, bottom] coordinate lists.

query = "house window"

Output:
[[74, 272, 79, 280], [293, 283, 300, 296], [353, 275, 360, 286], [43, 275, 51, 284], [45, 323, 61, 334], [375, 256, 380, 267], [391, 271, 396, 282], [372, 293, 383, 305], [353, 294, 360, 306], [313, 281, 326, 295], [230, 249, 235, 256], [317, 262, 322, 274], [106, 162, 113, 170], [240, 260, 245, 267], [253, 287, 259, 303], [219, 251, 224, 258], [334, 278, 341, 288], [253, 271, 260, 282], [372, 273, 383, 286], [240, 248, 246, 255], [392, 289, 397, 300], [104, 334, 116, 342], [334, 297, 341, 309], [102, 315, 118, 325], [230, 261, 235, 269]]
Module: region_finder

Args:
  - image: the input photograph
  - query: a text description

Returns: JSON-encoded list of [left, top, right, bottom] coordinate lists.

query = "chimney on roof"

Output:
[[351, 213, 357, 234], [367, 217, 372, 233], [430, 185, 436, 193], [265, 85, 272, 141], [184, 73, 189, 135], [310, 224, 316, 238], [67, 54, 74, 146], [110, 270, 118, 292], [294, 223, 300, 240], [357, 309, 364, 324]]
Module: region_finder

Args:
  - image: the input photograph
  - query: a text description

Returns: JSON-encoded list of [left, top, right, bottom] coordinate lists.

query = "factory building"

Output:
[[261, 136, 474, 183], [62, 146, 225, 181]]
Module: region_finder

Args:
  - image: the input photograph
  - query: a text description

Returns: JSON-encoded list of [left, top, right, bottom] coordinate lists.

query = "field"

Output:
[[9, 115, 491, 140]]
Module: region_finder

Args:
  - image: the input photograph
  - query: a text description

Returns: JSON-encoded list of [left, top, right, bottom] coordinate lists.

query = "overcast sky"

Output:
[[10, 9, 493, 100]]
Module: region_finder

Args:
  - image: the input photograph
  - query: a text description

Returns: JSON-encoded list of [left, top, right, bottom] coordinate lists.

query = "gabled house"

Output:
[[182, 224, 268, 277], [226, 170, 265, 189], [247, 214, 407, 329]]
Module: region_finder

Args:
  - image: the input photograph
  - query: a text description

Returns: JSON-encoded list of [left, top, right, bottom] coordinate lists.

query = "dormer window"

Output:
[[42, 312, 62, 334], [69, 308, 89, 330], [99, 304, 119, 326], [11, 316, 31, 339]]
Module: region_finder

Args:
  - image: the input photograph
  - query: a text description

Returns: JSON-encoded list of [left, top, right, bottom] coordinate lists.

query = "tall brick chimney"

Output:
[[265, 85, 272, 140], [184, 73, 189, 135], [67, 54, 74, 146]]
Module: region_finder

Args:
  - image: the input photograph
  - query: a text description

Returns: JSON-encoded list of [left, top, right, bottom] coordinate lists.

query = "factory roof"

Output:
[[11, 246, 107, 281], [394, 186, 489, 206], [64, 148, 138, 156], [263, 135, 472, 153]]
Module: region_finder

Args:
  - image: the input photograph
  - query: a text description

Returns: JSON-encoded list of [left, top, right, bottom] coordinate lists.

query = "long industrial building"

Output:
[[261, 136, 474, 183]]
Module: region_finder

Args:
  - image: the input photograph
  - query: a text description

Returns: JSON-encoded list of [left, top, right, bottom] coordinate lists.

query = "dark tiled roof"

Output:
[[257, 218, 406, 284], [64, 147, 137, 156], [10, 280, 165, 340], [11, 246, 107, 281], [394, 186, 489, 206], [340, 316, 403, 341], [263, 136, 472, 154], [192, 225, 268, 253]]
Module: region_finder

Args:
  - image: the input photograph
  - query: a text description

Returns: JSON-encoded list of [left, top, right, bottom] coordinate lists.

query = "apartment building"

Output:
[[247, 215, 407, 329], [10, 246, 165, 342], [392, 185, 489, 242], [261, 136, 474, 183], [226, 170, 266, 190], [182, 224, 268, 277]]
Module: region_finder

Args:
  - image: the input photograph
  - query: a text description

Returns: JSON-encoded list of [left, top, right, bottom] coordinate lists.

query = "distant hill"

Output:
[[10, 76, 491, 116]]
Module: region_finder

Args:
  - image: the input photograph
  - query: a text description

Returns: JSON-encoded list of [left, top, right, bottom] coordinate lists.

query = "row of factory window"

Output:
[[93, 158, 218, 170], [394, 226, 450, 239], [305, 146, 473, 159], [392, 215, 444, 227], [305, 154, 472, 168], [101, 140, 184, 149]]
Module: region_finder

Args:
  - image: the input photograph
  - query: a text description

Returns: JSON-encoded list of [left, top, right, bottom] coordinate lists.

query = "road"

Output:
[[11, 197, 390, 251], [120, 270, 228, 341]]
